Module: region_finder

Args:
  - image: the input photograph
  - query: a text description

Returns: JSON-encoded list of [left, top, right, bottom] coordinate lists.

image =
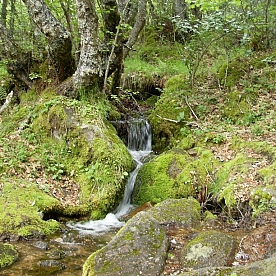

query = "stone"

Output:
[[83, 211, 169, 276], [180, 230, 237, 269], [148, 198, 201, 227]]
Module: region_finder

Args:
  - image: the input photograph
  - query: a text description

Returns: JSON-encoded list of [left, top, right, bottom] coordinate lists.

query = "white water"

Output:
[[67, 119, 151, 235]]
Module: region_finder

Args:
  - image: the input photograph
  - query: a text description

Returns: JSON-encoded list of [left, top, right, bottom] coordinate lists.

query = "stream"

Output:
[[0, 118, 152, 275]]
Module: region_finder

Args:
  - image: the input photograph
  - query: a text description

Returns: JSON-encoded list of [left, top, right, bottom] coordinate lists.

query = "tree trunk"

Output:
[[173, 0, 188, 21], [22, 0, 75, 82], [1, 0, 8, 25], [72, 0, 102, 91], [123, 0, 147, 58]]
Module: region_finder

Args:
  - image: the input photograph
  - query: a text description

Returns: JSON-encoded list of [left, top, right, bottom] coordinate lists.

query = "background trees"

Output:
[[0, 0, 275, 98]]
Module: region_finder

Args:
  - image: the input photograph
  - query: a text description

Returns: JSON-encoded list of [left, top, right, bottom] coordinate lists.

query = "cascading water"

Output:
[[67, 118, 152, 235]]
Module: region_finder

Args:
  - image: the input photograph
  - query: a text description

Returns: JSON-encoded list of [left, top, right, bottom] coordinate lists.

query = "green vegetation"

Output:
[[0, 243, 18, 268]]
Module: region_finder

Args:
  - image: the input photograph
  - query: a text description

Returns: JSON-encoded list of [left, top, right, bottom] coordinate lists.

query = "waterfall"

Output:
[[67, 118, 152, 235]]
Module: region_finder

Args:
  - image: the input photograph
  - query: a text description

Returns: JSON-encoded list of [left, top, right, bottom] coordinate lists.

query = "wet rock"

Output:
[[33, 241, 50, 251], [178, 254, 276, 276], [180, 230, 237, 269], [83, 211, 169, 276], [37, 259, 66, 270], [148, 198, 201, 227], [0, 242, 19, 268], [47, 249, 66, 260]]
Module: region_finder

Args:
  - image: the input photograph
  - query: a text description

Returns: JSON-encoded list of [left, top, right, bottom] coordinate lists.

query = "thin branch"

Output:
[[156, 114, 203, 130], [104, 0, 131, 88], [185, 96, 199, 121]]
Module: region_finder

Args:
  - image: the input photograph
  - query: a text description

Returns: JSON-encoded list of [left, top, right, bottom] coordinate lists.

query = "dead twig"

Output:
[[185, 96, 199, 121]]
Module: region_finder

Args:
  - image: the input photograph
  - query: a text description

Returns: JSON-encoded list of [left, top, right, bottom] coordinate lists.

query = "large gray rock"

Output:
[[83, 211, 169, 276], [180, 230, 237, 269], [148, 198, 201, 227], [179, 254, 276, 276]]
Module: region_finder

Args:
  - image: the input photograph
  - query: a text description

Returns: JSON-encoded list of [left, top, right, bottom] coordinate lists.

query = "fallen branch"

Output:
[[0, 91, 13, 114], [185, 96, 199, 121], [156, 114, 204, 130]]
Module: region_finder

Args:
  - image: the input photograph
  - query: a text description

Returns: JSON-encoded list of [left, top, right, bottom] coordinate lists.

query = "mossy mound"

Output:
[[133, 129, 276, 217], [0, 180, 61, 239], [180, 230, 237, 269], [148, 74, 191, 152], [222, 90, 258, 123], [83, 211, 168, 276], [0, 243, 19, 268], [132, 144, 219, 205], [0, 93, 134, 238]]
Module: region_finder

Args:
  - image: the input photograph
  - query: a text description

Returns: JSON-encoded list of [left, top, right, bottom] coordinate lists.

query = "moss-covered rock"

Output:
[[178, 254, 276, 276], [180, 230, 237, 269], [0, 243, 19, 268], [82, 211, 169, 276], [218, 57, 250, 88], [0, 94, 134, 237], [148, 198, 201, 227], [0, 180, 61, 239], [148, 74, 191, 152], [132, 145, 219, 205]]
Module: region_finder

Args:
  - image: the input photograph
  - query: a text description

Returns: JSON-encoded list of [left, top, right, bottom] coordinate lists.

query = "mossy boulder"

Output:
[[148, 74, 190, 152], [132, 145, 219, 205], [180, 230, 237, 269], [0, 94, 134, 238], [31, 97, 133, 219], [148, 198, 201, 227], [0, 181, 61, 239], [82, 211, 169, 276], [178, 254, 276, 276], [0, 243, 19, 268]]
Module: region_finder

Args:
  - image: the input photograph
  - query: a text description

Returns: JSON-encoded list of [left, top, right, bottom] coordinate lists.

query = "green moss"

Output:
[[0, 181, 61, 237], [223, 91, 254, 123], [204, 211, 217, 221], [148, 75, 191, 152], [258, 161, 276, 184], [0, 243, 19, 268], [218, 58, 249, 88], [250, 187, 275, 217], [133, 147, 219, 205]]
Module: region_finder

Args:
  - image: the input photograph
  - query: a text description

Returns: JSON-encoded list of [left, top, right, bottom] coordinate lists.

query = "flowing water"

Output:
[[67, 118, 152, 234], [1, 118, 152, 275]]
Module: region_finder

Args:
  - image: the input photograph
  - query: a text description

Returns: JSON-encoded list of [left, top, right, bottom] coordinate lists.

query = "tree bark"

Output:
[[1, 0, 8, 25], [72, 0, 102, 90], [22, 0, 75, 82], [123, 0, 147, 58]]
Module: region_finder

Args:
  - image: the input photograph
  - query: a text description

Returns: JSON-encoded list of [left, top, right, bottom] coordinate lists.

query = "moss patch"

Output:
[[0, 180, 61, 238], [132, 146, 219, 205], [0, 243, 19, 268], [148, 74, 191, 152]]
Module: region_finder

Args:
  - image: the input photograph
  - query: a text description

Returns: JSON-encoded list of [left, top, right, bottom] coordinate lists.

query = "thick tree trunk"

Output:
[[22, 0, 75, 82], [72, 0, 102, 90], [173, 0, 188, 20]]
